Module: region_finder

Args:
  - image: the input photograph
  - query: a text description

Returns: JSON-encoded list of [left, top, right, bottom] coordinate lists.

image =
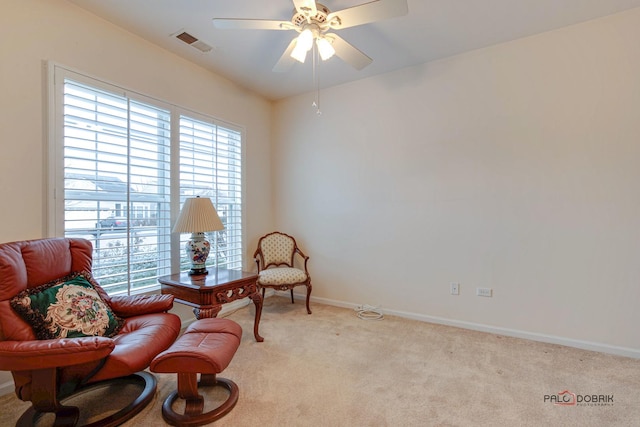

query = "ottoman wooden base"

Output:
[[150, 318, 242, 427], [161, 374, 238, 427]]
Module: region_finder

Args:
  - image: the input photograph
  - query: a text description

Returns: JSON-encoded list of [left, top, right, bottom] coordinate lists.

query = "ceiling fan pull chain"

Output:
[[312, 44, 322, 116]]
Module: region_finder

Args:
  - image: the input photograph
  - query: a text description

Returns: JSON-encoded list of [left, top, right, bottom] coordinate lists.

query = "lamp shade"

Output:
[[172, 197, 224, 233]]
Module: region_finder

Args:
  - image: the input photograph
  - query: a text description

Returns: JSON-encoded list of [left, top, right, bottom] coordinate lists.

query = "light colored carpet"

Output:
[[1, 296, 639, 426]]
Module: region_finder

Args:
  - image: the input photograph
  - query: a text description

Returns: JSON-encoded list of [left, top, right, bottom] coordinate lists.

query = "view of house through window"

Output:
[[53, 67, 243, 296]]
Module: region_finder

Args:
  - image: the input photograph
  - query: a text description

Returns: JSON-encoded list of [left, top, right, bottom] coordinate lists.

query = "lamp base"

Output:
[[188, 267, 208, 276], [185, 232, 211, 276]]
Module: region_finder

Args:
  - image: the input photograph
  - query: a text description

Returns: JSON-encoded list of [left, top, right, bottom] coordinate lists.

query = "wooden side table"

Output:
[[158, 269, 264, 342]]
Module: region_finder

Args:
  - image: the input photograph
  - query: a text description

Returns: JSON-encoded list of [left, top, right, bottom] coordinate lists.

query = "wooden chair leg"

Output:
[[17, 367, 79, 427], [290, 288, 294, 304], [305, 283, 312, 314]]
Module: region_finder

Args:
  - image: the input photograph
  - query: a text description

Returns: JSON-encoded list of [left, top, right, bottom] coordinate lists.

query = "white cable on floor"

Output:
[[354, 304, 384, 320]]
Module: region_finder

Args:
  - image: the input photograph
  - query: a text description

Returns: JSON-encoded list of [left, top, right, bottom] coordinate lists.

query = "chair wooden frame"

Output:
[[253, 232, 312, 314]]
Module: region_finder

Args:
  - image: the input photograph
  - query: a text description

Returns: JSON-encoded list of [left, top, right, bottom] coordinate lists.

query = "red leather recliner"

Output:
[[0, 238, 182, 426]]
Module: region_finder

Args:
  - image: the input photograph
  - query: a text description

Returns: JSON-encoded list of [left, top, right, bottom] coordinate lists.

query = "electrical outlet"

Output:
[[476, 287, 492, 297], [450, 283, 459, 295]]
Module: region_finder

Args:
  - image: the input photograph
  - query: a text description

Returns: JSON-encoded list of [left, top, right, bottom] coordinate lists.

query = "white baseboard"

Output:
[[178, 289, 279, 330], [178, 294, 262, 330], [294, 293, 640, 359]]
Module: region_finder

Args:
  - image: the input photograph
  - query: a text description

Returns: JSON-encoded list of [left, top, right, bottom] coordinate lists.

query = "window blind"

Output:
[[56, 69, 244, 296], [178, 116, 243, 271], [62, 79, 172, 295]]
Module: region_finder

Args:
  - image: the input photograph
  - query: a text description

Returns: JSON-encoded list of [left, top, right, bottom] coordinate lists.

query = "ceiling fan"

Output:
[[213, 0, 409, 72]]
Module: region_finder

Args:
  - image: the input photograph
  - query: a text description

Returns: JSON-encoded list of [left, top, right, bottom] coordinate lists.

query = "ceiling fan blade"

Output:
[[327, 0, 408, 30], [328, 34, 372, 70], [213, 18, 292, 30], [273, 39, 298, 73], [293, 0, 317, 17]]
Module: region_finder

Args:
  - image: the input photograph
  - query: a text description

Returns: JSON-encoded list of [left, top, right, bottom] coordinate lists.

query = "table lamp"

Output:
[[172, 196, 224, 275]]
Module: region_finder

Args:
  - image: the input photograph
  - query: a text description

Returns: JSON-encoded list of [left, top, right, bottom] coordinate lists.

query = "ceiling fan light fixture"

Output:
[[297, 29, 314, 51], [290, 28, 314, 63], [316, 37, 335, 61], [291, 43, 308, 63]]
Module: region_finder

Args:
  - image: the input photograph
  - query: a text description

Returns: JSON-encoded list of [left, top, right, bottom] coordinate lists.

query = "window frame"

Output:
[[47, 63, 246, 295]]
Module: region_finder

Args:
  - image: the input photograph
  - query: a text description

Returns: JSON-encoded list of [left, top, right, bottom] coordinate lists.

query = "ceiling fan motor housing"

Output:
[[292, 3, 337, 34]]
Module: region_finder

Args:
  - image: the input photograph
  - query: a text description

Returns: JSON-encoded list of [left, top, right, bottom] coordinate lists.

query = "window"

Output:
[[49, 66, 244, 295], [178, 116, 243, 271]]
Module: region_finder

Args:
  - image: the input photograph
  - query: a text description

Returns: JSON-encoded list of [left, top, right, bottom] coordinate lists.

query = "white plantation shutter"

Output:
[[61, 79, 172, 295], [178, 115, 243, 271], [52, 66, 243, 295]]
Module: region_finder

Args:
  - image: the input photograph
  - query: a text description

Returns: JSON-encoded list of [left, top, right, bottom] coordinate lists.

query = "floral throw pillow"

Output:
[[10, 271, 123, 340]]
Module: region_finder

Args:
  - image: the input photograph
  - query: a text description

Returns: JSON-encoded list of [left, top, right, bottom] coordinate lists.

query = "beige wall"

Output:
[[0, 0, 273, 391], [273, 8, 640, 355]]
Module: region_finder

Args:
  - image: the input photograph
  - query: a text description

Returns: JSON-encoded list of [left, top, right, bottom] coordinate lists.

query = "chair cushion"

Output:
[[10, 271, 123, 340], [258, 267, 307, 286], [150, 318, 242, 374], [90, 312, 182, 382]]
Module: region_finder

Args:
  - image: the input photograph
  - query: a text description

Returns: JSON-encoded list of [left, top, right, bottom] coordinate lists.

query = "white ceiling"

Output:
[[68, 0, 640, 101]]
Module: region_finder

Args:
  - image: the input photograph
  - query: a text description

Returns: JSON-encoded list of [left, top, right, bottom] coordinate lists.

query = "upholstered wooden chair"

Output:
[[253, 231, 312, 314], [0, 237, 181, 426]]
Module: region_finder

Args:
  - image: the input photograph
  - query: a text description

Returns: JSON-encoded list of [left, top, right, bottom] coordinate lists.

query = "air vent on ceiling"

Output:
[[174, 31, 212, 53]]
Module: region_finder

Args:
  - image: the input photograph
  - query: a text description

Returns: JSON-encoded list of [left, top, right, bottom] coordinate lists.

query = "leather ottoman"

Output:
[[150, 318, 242, 426]]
